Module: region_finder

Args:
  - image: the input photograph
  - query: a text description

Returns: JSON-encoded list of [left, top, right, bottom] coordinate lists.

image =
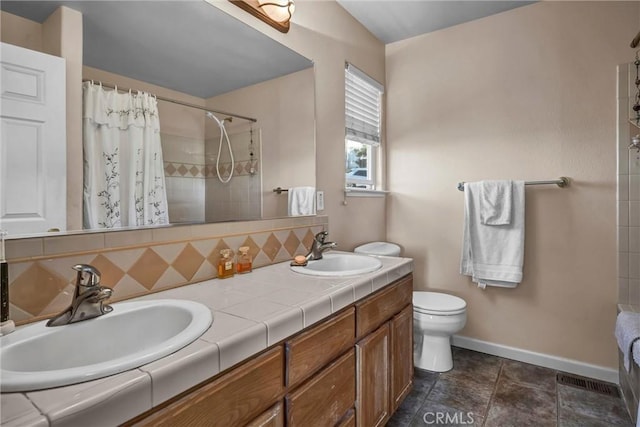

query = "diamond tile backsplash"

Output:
[[6, 217, 328, 324]]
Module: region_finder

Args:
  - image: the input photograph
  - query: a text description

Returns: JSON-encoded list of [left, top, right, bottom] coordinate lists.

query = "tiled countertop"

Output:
[[1, 252, 413, 427]]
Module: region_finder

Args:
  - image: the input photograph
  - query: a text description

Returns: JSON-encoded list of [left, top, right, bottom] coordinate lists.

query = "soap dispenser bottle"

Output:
[[236, 246, 252, 274], [218, 249, 235, 279]]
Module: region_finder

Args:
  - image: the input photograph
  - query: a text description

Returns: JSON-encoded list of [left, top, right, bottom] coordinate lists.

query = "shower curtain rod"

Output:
[[457, 177, 569, 191], [82, 79, 257, 123]]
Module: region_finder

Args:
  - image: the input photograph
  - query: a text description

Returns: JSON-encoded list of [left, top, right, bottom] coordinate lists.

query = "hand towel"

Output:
[[460, 181, 525, 288], [480, 180, 513, 225], [288, 187, 316, 216], [614, 311, 640, 372]]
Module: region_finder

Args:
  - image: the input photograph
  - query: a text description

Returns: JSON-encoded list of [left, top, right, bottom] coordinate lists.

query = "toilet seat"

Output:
[[413, 292, 466, 316]]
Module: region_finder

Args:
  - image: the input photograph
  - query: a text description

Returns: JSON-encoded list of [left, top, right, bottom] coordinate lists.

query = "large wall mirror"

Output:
[[0, 0, 315, 238]]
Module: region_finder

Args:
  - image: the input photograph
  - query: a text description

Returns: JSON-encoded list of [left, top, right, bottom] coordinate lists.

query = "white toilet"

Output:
[[412, 291, 466, 372], [354, 241, 468, 373]]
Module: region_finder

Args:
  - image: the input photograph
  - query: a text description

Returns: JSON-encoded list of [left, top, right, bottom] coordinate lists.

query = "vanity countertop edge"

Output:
[[1, 252, 414, 427]]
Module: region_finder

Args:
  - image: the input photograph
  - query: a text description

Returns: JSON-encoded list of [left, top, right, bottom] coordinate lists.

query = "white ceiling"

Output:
[[336, 0, 535, 44]]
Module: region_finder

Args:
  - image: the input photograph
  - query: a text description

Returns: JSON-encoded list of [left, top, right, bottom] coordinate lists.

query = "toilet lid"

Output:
[[413, 292, 466, 314], [354, 242, 401, 257]]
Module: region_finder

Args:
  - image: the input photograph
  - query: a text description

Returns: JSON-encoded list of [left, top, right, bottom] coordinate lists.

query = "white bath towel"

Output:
[[288, 187, 316, 216], [614, 311, 640, 372], [480, 180, 513, 225], [460, 181, 525, 288]]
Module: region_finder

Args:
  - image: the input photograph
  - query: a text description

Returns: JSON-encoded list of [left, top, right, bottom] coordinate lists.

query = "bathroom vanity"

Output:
[[127, 274, 412, 426], [1, 254, 414, 427]]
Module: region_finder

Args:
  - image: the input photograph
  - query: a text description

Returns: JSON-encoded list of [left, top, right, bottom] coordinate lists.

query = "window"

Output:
[[345, 63, 384, 190]]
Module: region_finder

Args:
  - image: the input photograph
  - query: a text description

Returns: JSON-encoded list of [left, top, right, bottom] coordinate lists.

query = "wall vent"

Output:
[[556, 373, 620, 398]]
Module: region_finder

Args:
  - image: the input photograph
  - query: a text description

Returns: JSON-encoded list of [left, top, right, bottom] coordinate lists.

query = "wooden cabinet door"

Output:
[[246, 402, 284, 427], [286, 349, 355, 427], [390, 304, 413, 411], [336, 408, 355, 427], [356, 323, 390, 427], [134, 346, 284, 427]]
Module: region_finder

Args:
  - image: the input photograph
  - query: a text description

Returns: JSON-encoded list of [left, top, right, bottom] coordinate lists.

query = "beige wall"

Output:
[[386, 1, 638, 369], [42, 7, 83, 231], [210, 0, 387, 249], [1, 11, 42, 50]]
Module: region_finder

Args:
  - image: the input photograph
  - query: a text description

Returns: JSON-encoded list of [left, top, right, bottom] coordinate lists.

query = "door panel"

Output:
[[1, 42, 66, 235]]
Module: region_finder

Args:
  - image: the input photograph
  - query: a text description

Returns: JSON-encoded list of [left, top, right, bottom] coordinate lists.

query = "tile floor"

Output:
[[388, 347, 633, 427]]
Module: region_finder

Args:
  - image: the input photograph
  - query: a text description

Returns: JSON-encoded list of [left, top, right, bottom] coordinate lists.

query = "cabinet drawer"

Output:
[[246, 402, 284, 427], [136, 346, 284, 427], [286, 349, 356, 427], [286, 307, 355, 388], [356, 275, 412, 338]]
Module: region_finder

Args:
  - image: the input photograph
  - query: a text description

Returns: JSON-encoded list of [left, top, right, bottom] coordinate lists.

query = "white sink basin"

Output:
[[291, 253, 382, 277], [0, 299, 212, 392]]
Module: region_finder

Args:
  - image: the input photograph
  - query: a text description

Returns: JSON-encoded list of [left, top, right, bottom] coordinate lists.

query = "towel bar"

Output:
[[457, 177, 569, 192], [273, 187, 289, 194]]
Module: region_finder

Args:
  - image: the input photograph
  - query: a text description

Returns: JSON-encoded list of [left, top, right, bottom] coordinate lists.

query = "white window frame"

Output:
[[345, 62, 384, 191]]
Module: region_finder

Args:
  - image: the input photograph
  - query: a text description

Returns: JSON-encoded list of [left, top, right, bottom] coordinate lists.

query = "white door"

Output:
[[0, 42, 66, 236]]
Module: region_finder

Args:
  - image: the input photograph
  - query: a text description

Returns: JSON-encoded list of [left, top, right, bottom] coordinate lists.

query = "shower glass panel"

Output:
[[205, 127, 262, 222]]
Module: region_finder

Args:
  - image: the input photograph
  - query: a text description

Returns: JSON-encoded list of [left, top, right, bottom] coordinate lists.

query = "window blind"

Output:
[[345, 63, 383, 146]]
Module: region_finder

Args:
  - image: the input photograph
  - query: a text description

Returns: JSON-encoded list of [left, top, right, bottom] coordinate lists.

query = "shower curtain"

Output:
[[82, 82, 169, 229]]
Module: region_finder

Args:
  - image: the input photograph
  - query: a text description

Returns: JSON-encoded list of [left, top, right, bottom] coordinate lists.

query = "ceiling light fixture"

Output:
[[229, 0, 295, 34]]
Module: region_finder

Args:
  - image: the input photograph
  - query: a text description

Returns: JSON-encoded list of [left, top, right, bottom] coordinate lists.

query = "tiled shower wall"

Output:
[[6, 216, 328, 325], [618, 64, 640, 308], [617, 63, 640, 425], [205, 128, 261, 223], [162, 133, 206, 223]]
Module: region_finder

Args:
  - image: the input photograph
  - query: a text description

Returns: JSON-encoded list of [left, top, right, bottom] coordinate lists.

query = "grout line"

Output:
[[407, 372, 440, 427], [481, 358, 504, 426], [555, 368, 560, 426], [406, 372, 440, 426]]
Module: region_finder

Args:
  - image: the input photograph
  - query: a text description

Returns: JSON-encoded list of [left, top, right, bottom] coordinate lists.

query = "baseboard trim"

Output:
[[451, 335, 619, 384]]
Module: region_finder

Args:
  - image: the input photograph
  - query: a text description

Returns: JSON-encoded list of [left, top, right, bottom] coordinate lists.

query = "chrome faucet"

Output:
[[47, 264, 113, 327], [305, 231, 337, 261]]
